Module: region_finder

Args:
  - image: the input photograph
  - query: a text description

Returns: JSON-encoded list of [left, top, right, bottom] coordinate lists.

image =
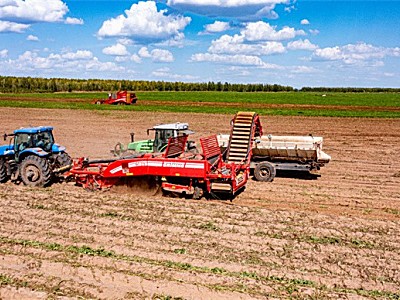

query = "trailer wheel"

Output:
[[95, 101, 102, 105], [254, 162, 276, 182], [0, 158, 9, 183], [20, 155, 52, 187]]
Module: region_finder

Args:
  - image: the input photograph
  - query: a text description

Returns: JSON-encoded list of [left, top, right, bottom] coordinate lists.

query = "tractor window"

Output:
[[15, 133, 32, 152], [33, 131, 54, 151], [154, 129, 175, 152]]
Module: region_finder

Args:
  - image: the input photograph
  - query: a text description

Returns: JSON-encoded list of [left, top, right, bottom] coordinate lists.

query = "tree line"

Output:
[[0, 76, 398, 93]]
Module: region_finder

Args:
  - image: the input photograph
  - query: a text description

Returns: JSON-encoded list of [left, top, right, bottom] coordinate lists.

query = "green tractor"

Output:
[[113, 122, 194, 156]]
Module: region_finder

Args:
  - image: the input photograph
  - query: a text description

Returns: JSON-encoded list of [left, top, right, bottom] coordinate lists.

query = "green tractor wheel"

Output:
[[20, 155, 52, 187]]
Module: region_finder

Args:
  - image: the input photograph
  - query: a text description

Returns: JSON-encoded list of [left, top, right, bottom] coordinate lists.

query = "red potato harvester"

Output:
[[68, 112, 262, 200]]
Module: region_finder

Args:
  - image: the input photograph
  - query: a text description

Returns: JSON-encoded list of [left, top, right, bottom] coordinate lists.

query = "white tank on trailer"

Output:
[[217, 133, 331, 181]]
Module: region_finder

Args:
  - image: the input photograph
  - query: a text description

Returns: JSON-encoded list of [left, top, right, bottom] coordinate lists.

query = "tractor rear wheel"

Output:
[[254, 162, 276, 182], [20, 155, 52, 187], [0, 158, 9, 183]]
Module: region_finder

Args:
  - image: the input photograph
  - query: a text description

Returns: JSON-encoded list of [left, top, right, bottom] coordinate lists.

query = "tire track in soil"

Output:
[[1, 184, 399, 295]]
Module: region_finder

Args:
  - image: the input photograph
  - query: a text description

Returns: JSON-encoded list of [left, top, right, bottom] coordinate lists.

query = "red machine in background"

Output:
[[68, 112, 262, 200], [94, 91, 137, 105]]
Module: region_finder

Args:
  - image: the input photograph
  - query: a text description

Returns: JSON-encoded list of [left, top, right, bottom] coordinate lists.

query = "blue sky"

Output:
[[0, 0, 399, 88]]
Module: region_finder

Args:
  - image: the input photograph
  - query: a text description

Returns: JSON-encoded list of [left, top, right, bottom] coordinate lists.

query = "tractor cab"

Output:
[[150, 123, 193, 153], [125, 123, 194, 154], [14, 127, 54, 154]]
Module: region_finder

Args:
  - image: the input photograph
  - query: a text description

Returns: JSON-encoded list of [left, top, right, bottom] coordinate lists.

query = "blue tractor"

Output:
[[0, 126, 72, 187]]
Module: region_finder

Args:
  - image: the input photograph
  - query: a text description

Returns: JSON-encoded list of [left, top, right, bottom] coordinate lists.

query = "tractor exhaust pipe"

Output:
[[130, 132, 135, 142]]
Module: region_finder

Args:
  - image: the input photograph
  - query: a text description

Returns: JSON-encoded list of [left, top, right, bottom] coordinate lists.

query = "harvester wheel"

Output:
[[193, 186, 203, 200], [20, 155, 52, 187], [254, 162, 276, 182], [95, 101, 102, 105], [0, 158, 9, 183]]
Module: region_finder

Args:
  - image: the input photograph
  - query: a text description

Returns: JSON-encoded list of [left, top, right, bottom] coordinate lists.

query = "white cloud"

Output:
[[189, 20, 309, 69], [0, 49, 8, 58], [60, 50, 93, 60], [300, 19, 310, 25], [65, 17, 83, 25], [191, 53, 279, 68], [313, 42, 400, 65], [102, 43, 129, 56], [203, 21, 231, 34], [0, 0, 84, 32], [136, 47, 174, 62], [138, 47, 151, 58], [314, 46, 343, 61], [97, 1, 191, 42], [155, 32, 186, 48], [27, 34, 39, 41], [115, 56, 129, 62], [0, 0, 68, 22], [287, 39, 317, 51], [0, 20, 29, 32], [166, 0, 288, 19], [117, 38, 133, 46], [202, 21, 305, 58], [0, 50, 123, 74], [290, 66, 318, 73], [209, 34, 285, 55], [130, 54, 142, 63], [167, 1, 288, 8], [151, 49, 174, 62], [152, 67, 197, 80], [242, 21, 306, 41], [309, 29, 319, 36]]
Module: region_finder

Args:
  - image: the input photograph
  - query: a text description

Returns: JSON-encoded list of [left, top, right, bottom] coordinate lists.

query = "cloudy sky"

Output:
[[0, 0, 399, 88]]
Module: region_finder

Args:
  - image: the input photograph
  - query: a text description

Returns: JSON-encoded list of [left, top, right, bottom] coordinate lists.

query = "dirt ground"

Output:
[[0, 107, 399, 299]]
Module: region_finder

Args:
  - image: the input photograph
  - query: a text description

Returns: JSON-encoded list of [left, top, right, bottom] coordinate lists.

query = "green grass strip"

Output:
[[1, 91, 400, 107], [0, 99, 399, 118]]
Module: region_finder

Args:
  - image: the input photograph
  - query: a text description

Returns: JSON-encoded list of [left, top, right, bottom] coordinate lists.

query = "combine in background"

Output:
[[94, 91, 137, 105]]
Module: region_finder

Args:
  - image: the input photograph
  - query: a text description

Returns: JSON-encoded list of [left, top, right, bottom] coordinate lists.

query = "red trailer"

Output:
[[68, 112, 262, 200], [93, 91, 137, 105]]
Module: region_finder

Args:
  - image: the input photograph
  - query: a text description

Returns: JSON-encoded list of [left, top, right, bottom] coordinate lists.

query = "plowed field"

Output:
[[1, 107, 399, 299]]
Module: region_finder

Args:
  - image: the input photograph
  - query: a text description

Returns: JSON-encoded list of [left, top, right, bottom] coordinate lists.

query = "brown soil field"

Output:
[[0, 107, 399, 299]]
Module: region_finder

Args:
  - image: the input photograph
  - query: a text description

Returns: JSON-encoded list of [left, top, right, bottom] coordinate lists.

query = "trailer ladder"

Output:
[[226, 112, 259, 164]]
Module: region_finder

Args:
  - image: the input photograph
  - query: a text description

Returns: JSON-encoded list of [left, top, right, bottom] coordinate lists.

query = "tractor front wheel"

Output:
[[0, 158, 9, 183], [20, 155, 52, 187], [56, 152, 72, 169]]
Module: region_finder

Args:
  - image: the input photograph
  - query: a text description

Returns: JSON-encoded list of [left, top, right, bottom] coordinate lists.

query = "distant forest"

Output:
[[0, 76, 399, 93]]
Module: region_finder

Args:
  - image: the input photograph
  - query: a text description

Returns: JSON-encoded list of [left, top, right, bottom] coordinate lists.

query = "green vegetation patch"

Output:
[[0, 91, 399, 118]]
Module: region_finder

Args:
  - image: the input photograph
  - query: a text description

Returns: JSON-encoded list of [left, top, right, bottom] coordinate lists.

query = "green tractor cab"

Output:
[[113, 123, 194, 156]]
